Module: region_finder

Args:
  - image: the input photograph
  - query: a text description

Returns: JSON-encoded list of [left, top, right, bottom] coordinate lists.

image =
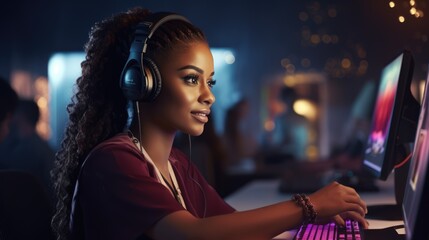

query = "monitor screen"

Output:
[[363, 50, 420, 181], [403, 69, 429, 240]]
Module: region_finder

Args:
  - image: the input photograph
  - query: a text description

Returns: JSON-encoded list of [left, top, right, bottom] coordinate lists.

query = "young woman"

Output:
[[51, 7, 368, 240]]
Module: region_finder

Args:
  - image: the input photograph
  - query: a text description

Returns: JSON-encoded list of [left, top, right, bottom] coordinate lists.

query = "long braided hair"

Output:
[[51, 7, 206, 239]]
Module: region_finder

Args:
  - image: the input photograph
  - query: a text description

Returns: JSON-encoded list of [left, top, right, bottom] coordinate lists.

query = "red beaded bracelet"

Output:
[[292, 194, 318, 224]]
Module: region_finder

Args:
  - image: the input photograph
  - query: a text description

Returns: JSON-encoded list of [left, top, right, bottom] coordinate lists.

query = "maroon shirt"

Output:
[[71, 133, 235, 239]]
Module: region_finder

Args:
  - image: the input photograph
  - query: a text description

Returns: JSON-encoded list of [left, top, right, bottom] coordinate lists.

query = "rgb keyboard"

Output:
[[293, 219, 363, 240]]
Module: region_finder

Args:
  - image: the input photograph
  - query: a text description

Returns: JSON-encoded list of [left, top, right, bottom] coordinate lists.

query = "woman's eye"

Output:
[[183, 75, 199, 85], [208, 79, 217, 88]]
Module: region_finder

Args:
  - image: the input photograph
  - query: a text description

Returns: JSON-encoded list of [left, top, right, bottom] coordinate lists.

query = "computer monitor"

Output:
[[402, 69, 429, 240], [362, 50, 421, 220]]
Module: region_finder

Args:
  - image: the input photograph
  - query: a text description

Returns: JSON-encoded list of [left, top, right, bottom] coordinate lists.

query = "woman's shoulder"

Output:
[[95, 133, 135, 150], [84, 133, 145, 171]]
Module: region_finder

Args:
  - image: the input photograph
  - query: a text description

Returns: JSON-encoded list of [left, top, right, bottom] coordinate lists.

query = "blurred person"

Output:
[[0, 99, 56, 198], [277, 81, 378, 194], [223, 97, 259, 173], [51, 7, 368, 240], [265, 86, 311, 162], [0, 77, 18, 143], [0, 95, 56, 239]]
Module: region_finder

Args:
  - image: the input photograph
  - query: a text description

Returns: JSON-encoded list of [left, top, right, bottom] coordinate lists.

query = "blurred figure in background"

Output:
[[265, 86, 311, 163], [0, 77, 18, 143], [223, 97, 259, 173], [0, 99, 56, 198], [0, 84, 55, 239]]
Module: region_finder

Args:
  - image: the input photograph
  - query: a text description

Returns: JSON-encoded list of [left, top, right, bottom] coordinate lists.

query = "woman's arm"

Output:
[[150, 201, 302, 240], [148, 181, 368, 240]]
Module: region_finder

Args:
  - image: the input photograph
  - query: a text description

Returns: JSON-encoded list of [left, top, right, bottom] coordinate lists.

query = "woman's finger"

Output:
[[331, 214, 345, 227], [340, 211, 369, 229], [342, 195, 367, 216]]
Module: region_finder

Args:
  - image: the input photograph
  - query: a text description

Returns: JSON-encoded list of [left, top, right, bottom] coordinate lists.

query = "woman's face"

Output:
[[143, 41, 216, 136]]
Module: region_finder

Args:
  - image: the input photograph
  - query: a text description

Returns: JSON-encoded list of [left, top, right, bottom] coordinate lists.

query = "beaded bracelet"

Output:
[[292, 194, 318, 224]]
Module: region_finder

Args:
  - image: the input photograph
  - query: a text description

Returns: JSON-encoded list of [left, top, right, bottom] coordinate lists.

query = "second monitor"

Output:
[[362, 49, 421, 220]]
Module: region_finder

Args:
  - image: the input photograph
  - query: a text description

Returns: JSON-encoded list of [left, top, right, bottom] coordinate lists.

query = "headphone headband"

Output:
[[130, 13, 190, 56], [141, 13, 190, 53]]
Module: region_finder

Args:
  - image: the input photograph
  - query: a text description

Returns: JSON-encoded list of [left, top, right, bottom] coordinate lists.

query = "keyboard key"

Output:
[[293, 220, 363, 240]]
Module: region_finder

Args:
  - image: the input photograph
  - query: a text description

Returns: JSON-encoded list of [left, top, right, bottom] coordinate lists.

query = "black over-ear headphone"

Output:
[[120, 12, 190, 102]]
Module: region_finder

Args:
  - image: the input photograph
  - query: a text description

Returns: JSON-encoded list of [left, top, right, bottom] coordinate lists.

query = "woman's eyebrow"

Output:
[[177, 65, 203, 74], [177, 65, 215, 76]]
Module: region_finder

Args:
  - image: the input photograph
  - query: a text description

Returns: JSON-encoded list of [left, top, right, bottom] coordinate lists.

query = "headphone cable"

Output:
[[135, 101, 206, 217], [135, 101, 143, 153]]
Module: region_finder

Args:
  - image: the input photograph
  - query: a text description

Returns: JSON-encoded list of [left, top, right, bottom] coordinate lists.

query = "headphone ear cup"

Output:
[[120, 62, 144, 101], [143, 57, 162, 102], [121, 13, 190, 102]]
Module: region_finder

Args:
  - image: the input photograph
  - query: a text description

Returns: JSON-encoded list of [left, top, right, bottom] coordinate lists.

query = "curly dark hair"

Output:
[[51, 7, 206, 240]]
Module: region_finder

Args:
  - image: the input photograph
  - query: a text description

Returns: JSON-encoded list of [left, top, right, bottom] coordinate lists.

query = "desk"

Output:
[[225, 173, 405, 239]]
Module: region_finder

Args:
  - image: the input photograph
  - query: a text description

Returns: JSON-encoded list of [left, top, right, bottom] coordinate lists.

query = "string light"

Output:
[[389, 0, 425, 23]]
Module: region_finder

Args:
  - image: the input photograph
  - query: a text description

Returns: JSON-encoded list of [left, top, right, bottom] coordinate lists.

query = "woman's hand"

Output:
[[308, 181, 369, 228]]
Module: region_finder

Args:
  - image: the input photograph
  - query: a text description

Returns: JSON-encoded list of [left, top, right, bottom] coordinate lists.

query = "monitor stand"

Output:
[[365, 157, 410, 221]]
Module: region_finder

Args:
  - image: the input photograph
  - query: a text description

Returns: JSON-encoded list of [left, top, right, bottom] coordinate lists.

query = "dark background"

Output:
[[1, 1, 427, 77], [1, 0, 428, 152]]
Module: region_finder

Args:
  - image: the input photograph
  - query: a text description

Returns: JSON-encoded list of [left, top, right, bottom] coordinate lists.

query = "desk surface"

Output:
[[225, 173, 405, 239]]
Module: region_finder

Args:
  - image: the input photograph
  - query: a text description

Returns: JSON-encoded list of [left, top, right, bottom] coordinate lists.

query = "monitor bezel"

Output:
[[363, 50, 416, 180], [402, 69, 429, 240]]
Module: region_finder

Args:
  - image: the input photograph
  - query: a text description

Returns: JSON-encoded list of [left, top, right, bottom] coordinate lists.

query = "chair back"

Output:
[[0, 170, 55, 240]]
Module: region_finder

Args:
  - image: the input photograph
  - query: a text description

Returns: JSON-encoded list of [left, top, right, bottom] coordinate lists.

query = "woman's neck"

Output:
[[129, 124, 175, 173]]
